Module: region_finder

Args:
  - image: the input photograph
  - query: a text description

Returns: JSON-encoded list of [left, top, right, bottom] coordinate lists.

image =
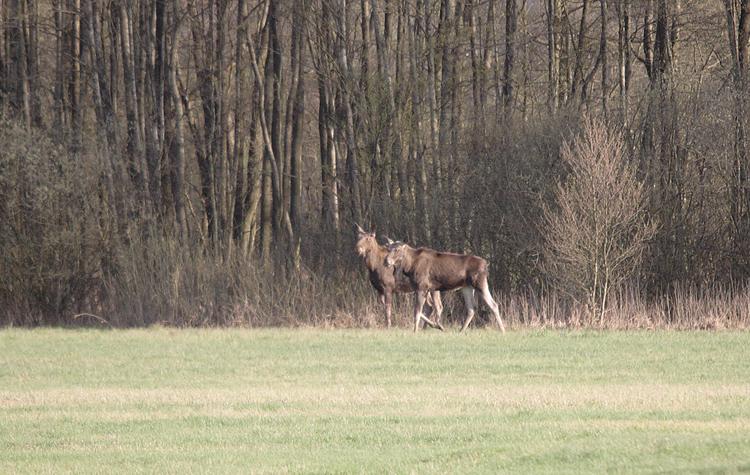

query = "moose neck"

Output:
[[364, 246, 387, 271], [399, 247, 417, 273]]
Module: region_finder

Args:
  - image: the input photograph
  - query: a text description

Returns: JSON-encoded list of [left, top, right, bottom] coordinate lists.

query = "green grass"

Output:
[[1, 328, 749, 474]]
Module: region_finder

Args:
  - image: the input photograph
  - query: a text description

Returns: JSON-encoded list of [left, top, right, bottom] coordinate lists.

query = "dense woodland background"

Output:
[[1, 0, 750, 328]]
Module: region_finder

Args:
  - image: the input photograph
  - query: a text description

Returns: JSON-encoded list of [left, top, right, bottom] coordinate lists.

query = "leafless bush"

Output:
[[0, 120, 112, 324], [102, 233, 406, 328], [543, 117, 656, 323], [490, 283, 750, 330]]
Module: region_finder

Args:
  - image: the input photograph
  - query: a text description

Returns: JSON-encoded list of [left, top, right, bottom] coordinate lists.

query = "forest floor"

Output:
[[1, 328, 749, 473]]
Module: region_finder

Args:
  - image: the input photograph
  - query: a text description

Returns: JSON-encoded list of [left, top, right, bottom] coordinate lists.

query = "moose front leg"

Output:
[[431, 291, 444, 327], [384, 290, 393, 328], [414, 291, 444, 332]]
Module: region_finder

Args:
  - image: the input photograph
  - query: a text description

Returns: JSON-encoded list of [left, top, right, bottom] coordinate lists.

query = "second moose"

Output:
[[385, 242, 506, 333]]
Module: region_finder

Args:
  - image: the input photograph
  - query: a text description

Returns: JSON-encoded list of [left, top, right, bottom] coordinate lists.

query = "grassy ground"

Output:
[[1, 328, 749, 474]]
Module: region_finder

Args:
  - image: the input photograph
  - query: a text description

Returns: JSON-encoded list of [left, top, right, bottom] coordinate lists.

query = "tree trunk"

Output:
[[69, 0, 82, 153], [438, 0, 454, 236], [83, 0, 120, 226], [7, 0, 30, 128], [168, 0, 186, 238], [724, 0, 750, 272], [190, 5, 218, 244], [503, 0, 517, 114], [149, 0, 167, 212], [617, 0, 631, 126], [27, 0, 41, 127], [53, 0, 65, 130], [467, 0, 482, 126], [546, 0, 562, 111], [412, 0, 430, 241], [334, 0, 363, 225], [119, 1, 147, 208], [318, 76, 337, 231], [289, 2, 306, 234], [653, 0, 672, 84], [600, 0, 608, 117]]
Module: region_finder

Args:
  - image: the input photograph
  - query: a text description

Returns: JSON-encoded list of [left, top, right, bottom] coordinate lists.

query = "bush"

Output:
[[542, 117, 655, 323], [0, 120, 112, 323]]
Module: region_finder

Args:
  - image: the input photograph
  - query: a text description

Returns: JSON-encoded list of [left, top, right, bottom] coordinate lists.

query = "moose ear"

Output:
[[384, 236, 394, 245], [355, 223, 366, 235]]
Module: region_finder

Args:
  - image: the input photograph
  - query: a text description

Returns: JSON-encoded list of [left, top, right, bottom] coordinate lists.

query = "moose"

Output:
[[355, 225, 444, 330], [385, 241, 506, 333]]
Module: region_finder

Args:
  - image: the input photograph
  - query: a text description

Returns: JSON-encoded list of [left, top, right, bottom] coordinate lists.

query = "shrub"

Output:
[[0, 120, 111, 323], [543, 117, 655, 323]]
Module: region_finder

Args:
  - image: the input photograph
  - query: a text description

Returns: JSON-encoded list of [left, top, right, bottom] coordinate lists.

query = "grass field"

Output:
[[1, 328, 749, 473]]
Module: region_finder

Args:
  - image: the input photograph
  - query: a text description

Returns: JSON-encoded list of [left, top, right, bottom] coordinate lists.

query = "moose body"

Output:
[[386, 243, 505, 333], [355, 226, 443, 329]]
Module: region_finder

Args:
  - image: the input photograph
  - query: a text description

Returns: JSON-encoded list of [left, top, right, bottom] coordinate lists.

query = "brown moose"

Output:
[[355, 225, 443, 329], [385, 241, 505, 333]]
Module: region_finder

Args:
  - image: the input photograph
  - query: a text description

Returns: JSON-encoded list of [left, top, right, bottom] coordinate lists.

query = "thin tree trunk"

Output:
[[246, 10, 293, 260], [724, 0, 750, 270], [617, 0, 631, 126], [653, 0, 671, 84], [318, 76, 338, 231], [571, 0, 589, 100], [546, 0, 562, 111], [168, 0, 186, 238], [503, 0, 517, 115], [267, 0, 283, 238], [190, 5, 218, 244], [150, 0, 167, 212], [413, 0, 430, 241], [289, 2, 306, 234], [334, 0, 363, 225], [119, 1, 147, 207], [69, 0, 82, 153], [371, 0, 398, 207], [467, 0, 482, 126], [83, 0, 120, 226], [600, 0, 608, 117], [53, 0, 65, 130], [8, 0, 30, 128], [438, 0, 454, 227], [27, 0, 41, 126], [643, 0, 654, 81]]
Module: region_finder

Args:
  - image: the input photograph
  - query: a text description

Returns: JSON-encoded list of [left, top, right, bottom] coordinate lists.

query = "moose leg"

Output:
[[425, 291, 445, 331], [460, 287, 476, 332], [477, 279, 505, 333], [419, 293, 432, 330], [384, 290, 393, 328], [431, 292, 444, 326], [421, 294, 444, 331], [413, 291, 427, 332], [422, 315, 444, 331]]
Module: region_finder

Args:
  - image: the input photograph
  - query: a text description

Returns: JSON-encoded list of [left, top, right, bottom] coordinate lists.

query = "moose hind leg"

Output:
[[421, 293, 445, 331], [460, 287, 476, 332], [422, 315, 445, 331], [413, 291, 427, 332], [478, 278, 505, 333], [432, 292, 444, 326]]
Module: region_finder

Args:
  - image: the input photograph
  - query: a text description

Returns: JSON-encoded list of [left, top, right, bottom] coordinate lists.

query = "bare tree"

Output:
[[544, 117, 654, 322]]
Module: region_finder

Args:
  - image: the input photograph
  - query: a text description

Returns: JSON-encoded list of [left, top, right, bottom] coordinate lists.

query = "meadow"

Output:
[[1, 328, 749, 473]]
